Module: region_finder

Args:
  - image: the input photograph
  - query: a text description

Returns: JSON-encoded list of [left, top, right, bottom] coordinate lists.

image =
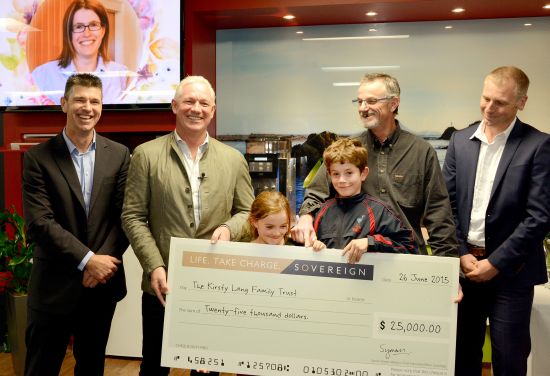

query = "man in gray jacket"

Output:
[[292, 73, 457, 257], [121, 76, 254, 375]]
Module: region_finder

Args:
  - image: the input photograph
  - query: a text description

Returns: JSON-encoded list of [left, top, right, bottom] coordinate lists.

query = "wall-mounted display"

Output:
[[0, 0, 181, 110]]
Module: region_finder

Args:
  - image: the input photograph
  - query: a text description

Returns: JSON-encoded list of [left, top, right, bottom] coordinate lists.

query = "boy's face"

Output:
[[328, 162, 369, 197]]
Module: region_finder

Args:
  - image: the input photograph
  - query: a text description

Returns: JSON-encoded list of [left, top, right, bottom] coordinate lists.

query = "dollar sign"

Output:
[[380, 320, 385, 330]]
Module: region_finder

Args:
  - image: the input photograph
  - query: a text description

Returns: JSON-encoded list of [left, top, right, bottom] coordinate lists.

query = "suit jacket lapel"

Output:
[[464, 128, 481, 211], [52, 134, 86, 211], [89, 136, 108, 215], [490, 119, 523, 198]]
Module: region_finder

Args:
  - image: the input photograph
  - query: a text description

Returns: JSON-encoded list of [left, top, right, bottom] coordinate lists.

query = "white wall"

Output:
[[216, 17, 550, 136]]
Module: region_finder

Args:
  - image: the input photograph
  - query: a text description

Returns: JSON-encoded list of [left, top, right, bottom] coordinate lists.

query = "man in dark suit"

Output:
[[443, 66, 550, 376], [22, 73, 130, 376]]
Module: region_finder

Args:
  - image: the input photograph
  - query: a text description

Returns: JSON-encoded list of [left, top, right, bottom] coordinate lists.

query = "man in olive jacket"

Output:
[[121, 75, 254, 375]]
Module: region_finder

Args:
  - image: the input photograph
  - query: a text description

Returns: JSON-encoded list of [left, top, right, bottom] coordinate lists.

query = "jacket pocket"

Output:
[[391, 173, 422, 207]]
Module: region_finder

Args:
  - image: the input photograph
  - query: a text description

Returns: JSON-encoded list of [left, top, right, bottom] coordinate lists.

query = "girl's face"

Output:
[[252, 211, 289, 245], [71, 8, 105, 61]]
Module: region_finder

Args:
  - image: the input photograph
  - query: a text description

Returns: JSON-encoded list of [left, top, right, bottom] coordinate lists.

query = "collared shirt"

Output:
[[366, 130, 399, 205], [467, 119, 516, 246], [62, 128, 96, 270], [175, 131, 209, 226]]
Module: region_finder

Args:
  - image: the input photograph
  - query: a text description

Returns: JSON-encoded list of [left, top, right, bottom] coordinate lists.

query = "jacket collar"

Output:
[[335, 192, 366, 210], [364, 120, 401, 148], [490, 118, 524, 198]]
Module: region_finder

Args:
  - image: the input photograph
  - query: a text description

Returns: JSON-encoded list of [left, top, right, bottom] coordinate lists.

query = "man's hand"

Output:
[[466, 259, 499, 282], [85, 254, 121, 284], [211, 225, 230, 244], [460, 254, 478, 274], [291, 214, 316, 247], [82, 270, 99, 288], [150, 266, 169, 306], [342, 239, 369, 264], [453, 283, 464, 303]]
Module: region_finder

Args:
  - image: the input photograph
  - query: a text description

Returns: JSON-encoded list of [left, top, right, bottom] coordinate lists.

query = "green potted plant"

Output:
[[0, 207, 33, 375], [0, 207, 32, 294]]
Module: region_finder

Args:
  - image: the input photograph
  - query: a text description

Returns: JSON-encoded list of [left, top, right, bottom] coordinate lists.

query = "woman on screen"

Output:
[[31, 0, 128, 105]]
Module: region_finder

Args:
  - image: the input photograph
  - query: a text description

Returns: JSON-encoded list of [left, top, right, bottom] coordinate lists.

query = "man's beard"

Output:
[[361, 113, 380, 129]]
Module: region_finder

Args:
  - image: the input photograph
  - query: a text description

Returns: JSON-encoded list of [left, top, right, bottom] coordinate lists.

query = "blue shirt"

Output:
[[62, 129, 96, 270]]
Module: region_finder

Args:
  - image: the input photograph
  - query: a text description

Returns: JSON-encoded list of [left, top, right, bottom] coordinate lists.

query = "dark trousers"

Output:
[[140, 292, 169, 376], [24, 295, 117, 376], [455, 278, 534, 376], [140, 292, 219, 376]]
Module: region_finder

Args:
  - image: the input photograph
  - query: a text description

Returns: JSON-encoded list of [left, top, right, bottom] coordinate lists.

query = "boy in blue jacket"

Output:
[[312, 138, 418, 262]]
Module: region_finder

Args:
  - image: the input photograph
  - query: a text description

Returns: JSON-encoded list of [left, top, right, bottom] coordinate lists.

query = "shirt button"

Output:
[[381, 188, 386, 193], [185, 187, 190, 193], [187, 204, 192, 209], [190, 222, 194, 228], [380, 169, 385, 173]]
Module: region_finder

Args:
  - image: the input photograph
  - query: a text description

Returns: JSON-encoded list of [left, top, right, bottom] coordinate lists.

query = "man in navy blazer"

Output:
[[443, 66, 550, 376], [22, 74, 130, 376]]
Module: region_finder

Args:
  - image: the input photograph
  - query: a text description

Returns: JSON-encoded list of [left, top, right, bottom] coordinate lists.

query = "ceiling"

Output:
[[194, 0, 550, 29]]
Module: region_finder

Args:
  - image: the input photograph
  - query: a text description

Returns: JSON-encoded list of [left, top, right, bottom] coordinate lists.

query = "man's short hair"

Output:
[[174, 75, 216, 102], [487, 66, 530, 99], [64, 73, 103, 99], [360, 73, 400, 114], [323, 138, 368, 172]]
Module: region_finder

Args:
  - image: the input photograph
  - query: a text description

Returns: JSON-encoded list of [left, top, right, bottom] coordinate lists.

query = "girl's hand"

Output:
[[311, 240, 327, 251]]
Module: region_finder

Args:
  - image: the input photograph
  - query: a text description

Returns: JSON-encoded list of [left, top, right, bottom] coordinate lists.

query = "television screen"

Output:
[[0, 0, 181, 110]]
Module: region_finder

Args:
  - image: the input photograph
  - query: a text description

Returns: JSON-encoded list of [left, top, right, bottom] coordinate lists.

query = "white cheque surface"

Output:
[[162, 238, 459, 376]]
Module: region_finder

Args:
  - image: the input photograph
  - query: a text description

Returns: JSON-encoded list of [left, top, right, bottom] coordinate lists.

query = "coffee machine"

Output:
[[244, 136, 296, 215]]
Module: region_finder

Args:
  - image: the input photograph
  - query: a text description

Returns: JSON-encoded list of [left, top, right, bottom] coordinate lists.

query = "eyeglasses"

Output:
[[72, 22, 103, 33], [352, 96, 394, 107]]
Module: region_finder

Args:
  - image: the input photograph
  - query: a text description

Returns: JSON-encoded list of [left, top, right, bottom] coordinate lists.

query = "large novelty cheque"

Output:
[[162, 238, 459, 376]]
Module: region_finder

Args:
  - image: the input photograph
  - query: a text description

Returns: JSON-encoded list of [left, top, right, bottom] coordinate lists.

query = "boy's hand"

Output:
[[342, 239, 369, 263], [311, 240, 326, 251]]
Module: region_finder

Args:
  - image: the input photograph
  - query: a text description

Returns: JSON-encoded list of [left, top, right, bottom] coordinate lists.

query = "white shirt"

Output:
[[175, 131, 209, 226], [467, 119, 516, 246]]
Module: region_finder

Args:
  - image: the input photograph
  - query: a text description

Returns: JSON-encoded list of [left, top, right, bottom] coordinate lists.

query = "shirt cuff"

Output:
[[78, 251, 94, 271]]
